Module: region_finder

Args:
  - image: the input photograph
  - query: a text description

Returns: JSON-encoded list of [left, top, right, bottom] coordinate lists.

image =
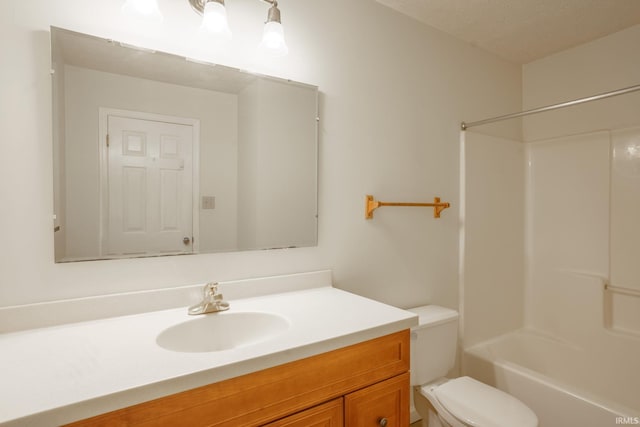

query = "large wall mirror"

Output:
[[51, 27, 318, 262]]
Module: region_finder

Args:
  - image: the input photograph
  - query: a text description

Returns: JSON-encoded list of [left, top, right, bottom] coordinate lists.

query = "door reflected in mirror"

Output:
[[51, 27, 318, 262]]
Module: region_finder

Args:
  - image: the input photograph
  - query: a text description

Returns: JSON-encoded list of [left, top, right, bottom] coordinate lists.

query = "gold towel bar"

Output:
[[365, 195, 451, 219]]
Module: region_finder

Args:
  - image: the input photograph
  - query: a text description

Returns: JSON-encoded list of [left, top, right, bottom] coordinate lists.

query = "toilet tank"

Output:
[[408, 305, 459, 386]]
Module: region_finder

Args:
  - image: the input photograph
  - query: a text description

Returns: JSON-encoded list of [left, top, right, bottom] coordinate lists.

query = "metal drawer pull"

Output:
[[378, 417, 388, 427]]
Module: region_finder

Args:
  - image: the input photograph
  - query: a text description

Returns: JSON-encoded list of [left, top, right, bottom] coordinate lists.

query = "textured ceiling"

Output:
[[375, 0, 640, 64]]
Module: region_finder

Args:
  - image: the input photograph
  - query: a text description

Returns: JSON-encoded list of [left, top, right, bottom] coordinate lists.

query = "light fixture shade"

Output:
[[260, 21, 288, 57], [201, 1, 232, 39], [121, 0, 163, 23]]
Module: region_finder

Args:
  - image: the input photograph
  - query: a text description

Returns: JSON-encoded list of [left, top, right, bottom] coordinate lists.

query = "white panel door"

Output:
[[106, 115, 193, 256]]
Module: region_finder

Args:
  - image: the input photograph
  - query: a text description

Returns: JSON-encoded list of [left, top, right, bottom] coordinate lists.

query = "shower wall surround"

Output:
[[460, 24, 640, 353], [525, 131, 610, 339], [0, 0, 521, 307], [461, 132, 525, 347], [523, 24, 640, 339], [526, 127, 640, 340], [611, 127, 640, 296]]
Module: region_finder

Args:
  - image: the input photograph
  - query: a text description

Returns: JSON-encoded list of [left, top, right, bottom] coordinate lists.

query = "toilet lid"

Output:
[[433, 377, 538, 427]]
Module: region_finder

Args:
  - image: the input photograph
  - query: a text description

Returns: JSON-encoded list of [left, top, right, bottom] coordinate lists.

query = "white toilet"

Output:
[[408, 305, 538, 427]]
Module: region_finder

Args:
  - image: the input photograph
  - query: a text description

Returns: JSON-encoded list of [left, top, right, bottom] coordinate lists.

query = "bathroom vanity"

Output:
[[0, 271, 417, 426], [67, 331, 409, 426]]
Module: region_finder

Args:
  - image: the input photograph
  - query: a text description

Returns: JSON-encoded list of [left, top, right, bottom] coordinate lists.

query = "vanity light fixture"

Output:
[[190, 0, 288, 56], [195, 0, 232, 39], [123, 0, 288, 56], [258, 1, 288, 57]]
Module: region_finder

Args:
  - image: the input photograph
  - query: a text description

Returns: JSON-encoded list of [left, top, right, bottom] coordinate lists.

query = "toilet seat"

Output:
[[420, 376, 538, 427]]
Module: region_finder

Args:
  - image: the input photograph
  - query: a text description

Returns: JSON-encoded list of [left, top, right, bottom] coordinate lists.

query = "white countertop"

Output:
[[0, 277, 417, 426]]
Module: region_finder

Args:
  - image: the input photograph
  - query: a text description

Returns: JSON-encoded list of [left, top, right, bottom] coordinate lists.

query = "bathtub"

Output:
[[464, 329, 640, 427]]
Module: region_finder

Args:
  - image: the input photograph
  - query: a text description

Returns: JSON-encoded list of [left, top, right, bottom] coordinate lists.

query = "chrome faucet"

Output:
[[188, 282, 230, 315]]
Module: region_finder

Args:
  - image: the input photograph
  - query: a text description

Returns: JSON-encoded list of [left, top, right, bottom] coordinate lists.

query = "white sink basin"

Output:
[[156, 311, 290, 353]]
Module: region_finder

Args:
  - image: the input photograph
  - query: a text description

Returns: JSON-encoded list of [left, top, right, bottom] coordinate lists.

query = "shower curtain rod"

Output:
[[461, 83, 640, 131]]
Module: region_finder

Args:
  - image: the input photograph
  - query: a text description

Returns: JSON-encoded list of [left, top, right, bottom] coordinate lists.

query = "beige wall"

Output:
[[0, 0, 521, 307], [523, 24, 640, 142]]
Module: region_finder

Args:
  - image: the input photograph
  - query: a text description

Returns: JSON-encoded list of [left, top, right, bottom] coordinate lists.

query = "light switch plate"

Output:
[[202, 196, 216, 210]]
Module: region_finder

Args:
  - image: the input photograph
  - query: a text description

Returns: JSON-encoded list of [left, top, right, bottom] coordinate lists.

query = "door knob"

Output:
[[183, 237, 191, 245]]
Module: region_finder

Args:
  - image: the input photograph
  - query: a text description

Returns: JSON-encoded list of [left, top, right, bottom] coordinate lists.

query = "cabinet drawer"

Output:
[[345, 373, 410, 427], [264, 398, 343, 427]]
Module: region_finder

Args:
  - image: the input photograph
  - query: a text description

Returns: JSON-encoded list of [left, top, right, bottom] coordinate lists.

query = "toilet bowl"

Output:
[[408, 306, 538, 427]]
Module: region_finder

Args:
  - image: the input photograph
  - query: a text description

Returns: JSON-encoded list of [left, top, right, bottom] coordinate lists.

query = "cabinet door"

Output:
[[264, 398, 343, 427], [344, 373, 409, 427]]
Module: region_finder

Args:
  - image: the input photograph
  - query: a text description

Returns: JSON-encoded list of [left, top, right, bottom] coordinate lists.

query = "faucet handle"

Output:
[[189, 282, 228, 315], [203, 282, 219, 298]]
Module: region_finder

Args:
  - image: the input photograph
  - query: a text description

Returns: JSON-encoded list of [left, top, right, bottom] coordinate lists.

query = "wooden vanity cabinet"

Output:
[[66, 330, 409, 427]]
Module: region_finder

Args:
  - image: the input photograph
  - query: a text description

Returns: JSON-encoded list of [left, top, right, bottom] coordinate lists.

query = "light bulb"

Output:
[[201, 1, 232, 40], [260, 21, 288, 57], [121, 0, 163, 23]]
